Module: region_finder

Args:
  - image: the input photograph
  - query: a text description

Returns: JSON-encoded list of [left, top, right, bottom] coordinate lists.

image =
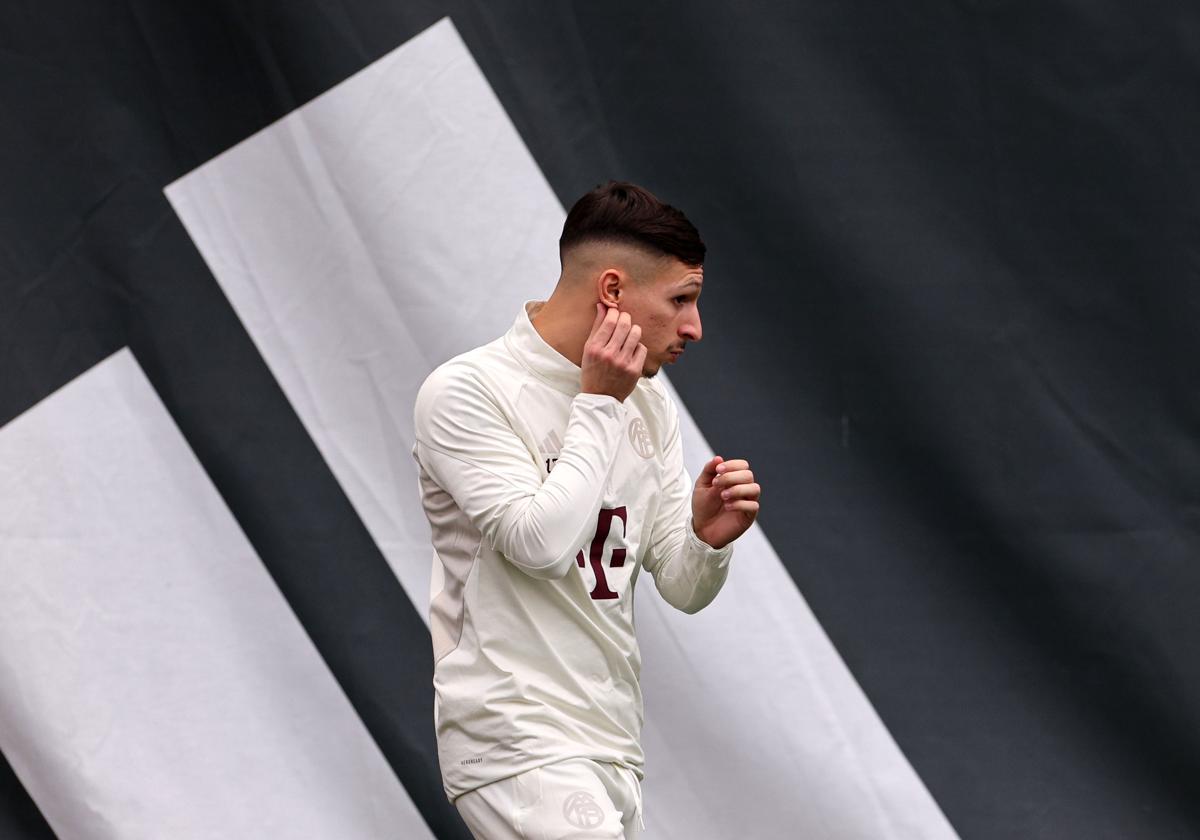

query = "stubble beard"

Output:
[[641, 358, 664, 378]]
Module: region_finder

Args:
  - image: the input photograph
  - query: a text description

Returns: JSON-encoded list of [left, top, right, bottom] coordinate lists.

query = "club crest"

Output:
[[627, 417, 655, 459]]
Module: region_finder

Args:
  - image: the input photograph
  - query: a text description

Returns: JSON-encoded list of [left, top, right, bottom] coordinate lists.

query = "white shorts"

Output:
[[454, 758, 644, 840]]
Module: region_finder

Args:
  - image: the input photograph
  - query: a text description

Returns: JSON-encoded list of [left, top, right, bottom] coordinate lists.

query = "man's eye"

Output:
[[673, 296, 688, 305]]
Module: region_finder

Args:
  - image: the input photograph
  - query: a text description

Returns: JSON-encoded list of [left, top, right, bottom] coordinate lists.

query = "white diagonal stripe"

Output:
[[0, 350, 434, 840]]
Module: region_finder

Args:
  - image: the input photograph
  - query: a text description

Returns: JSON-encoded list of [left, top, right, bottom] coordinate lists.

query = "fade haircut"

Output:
[[559, 181, 705, 268]]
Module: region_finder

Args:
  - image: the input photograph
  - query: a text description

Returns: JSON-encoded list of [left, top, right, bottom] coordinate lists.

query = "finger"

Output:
[[608, 311, 632, 350], [714, 468, 754, 488], [621, 324, 643, 360], [696, 458, 720, 480], [631, 340, 648, 371], [720, 482, 761, 501], [697, 456, 724, 487], [714, 459, 749, 475], [590, 305, 619, 346], [588, 302, 606, 336], [722, 499, 760, 514]]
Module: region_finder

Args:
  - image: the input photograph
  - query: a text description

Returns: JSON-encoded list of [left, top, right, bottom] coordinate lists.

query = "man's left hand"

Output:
[[692, 456, 760, 550]]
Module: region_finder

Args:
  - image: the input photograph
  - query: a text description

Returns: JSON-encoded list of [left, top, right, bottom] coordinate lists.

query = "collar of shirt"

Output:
[[504, 300, 583, 395]]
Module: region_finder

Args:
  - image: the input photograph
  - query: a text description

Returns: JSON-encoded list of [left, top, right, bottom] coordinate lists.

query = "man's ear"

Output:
[[597, 268, 623, 308]]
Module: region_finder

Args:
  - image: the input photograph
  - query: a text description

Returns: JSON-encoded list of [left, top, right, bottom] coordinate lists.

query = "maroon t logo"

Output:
[[576, 506, 628, 600]]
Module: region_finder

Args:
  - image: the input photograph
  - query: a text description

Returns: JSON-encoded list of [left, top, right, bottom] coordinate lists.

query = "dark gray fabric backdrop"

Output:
[[2, 2, 1197, 837]]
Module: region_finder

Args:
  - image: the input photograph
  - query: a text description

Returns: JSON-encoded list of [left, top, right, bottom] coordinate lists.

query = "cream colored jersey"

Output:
[[412, 300, 733, 802]]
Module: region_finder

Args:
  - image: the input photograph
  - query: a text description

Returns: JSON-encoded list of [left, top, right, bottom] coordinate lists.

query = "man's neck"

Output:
[[529, 294, 589, 367]]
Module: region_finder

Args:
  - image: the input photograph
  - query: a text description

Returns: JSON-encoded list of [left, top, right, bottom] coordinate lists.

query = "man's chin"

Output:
[[641, 353, 675, 378]]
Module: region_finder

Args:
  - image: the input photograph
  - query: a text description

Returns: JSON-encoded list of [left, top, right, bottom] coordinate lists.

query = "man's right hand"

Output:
[[581, 303, 647, 402]]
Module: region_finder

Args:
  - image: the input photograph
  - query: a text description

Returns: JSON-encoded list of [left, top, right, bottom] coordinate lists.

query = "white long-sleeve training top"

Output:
[[412, 300, 733, 802]]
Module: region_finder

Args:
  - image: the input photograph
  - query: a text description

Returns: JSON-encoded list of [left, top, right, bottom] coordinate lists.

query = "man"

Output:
[[412, 181, 761, 839]]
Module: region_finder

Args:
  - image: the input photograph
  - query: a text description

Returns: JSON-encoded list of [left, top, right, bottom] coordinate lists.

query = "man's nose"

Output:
[[680, 309, 702, 342]]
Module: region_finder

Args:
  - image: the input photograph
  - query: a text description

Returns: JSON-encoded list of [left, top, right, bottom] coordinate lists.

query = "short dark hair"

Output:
[[559, 181, 705, 267]]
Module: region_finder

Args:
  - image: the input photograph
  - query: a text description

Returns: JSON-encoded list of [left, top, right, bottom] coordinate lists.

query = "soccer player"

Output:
[[412, 181, 761, 839]]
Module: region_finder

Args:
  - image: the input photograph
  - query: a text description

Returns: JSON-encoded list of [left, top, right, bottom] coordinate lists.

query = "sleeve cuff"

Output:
[[686, 517, 734, 563]]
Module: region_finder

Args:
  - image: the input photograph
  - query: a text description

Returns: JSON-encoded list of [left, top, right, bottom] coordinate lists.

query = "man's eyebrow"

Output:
[[676, 277, 703, 289]]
